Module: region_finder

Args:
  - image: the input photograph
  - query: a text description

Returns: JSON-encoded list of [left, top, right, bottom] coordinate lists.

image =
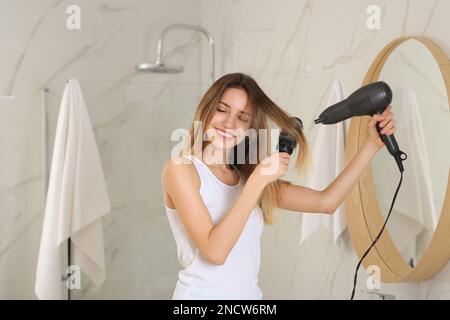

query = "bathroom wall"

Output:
[[199, 0, 450, 299], [1, 0, 449, 300], [0, 0, 204, 299]]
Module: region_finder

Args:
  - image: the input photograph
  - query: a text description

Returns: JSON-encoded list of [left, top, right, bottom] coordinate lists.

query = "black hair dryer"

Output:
[[314, 81, 407, 172], [277, 117, 303, 155]]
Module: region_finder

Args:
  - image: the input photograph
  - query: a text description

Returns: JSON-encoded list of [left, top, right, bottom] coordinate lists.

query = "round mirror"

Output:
[[346, 36, 450, 282], [375, 39, 450, 264]]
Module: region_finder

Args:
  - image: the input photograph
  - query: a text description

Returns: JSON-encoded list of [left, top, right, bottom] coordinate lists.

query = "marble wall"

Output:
[[199, 0, 450, 299], [1, 0, 449, 299], [0, 0, 204, 299]]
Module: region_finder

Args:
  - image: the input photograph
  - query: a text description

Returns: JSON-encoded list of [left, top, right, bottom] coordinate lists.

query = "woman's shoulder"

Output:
[[161, 156, 200, 191]]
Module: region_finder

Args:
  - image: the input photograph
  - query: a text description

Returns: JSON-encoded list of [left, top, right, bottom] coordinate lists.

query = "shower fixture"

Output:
[[135, 23, 215, 83]]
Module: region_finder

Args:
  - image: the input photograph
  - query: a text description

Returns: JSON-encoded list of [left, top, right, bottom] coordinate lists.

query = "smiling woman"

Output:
[[161, 73, 310, 300], [161, 72, 397, 300]]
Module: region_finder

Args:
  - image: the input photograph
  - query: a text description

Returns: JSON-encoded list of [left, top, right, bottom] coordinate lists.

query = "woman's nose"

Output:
[[223, 115, 235, 129]]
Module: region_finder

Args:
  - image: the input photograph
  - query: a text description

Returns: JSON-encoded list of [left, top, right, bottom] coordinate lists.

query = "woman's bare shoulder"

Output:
[[161, 157, 200, 190]]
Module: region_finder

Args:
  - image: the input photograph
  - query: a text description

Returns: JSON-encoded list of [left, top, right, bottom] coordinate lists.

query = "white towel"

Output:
[[375, 87, 437, 233], [300, 80, 347, 244], [35, 79, 111, 300]]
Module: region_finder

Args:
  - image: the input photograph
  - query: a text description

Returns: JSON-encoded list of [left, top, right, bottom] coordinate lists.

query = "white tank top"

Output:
[[164, 154, 264, 299]]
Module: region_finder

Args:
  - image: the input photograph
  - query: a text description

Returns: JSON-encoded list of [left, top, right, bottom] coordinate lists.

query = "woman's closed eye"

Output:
[[239, 115, 249, 122], [216, 106, 249, 122]]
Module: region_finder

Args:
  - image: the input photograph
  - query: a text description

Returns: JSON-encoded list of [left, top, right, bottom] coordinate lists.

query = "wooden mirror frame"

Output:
[[346, 36, 450, 282]]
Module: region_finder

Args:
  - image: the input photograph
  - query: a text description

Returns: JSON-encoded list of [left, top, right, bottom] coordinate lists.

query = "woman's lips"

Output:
[[215, 128, 234, 140]]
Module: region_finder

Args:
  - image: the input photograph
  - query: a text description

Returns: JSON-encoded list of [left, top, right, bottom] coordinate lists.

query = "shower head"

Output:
[[135, 24, 215, 83], [135, 62, 184, 74]]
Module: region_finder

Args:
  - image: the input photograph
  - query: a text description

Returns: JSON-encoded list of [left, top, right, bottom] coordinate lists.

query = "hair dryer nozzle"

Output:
[[314, 116, 326, 124]]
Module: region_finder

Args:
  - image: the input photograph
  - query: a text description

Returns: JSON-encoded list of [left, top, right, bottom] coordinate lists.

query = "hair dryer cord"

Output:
[[350, 170, 404, 300]]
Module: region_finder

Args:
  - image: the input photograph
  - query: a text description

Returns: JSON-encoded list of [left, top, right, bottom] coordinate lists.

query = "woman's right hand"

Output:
[[251, 152, 291, 186]]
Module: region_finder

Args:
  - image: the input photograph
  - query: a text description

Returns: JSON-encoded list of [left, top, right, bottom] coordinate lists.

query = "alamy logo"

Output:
[[366, 264, 381, 290], [169, 122, 285, 174], [366, 5, 381, 30], [65, 265, 81, 290], [66, 5, 81, 30]]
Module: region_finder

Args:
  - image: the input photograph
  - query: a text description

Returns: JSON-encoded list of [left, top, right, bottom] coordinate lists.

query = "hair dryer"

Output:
[[277, 117, 303, 155], [230, 116, 303, 171], [314, 81, 406, 172]]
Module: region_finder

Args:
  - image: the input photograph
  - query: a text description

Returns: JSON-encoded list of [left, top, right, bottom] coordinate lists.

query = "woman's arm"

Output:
[[320, 138, 380, 213], [279, 105, 396, 214], [162, 152, 290, 265]]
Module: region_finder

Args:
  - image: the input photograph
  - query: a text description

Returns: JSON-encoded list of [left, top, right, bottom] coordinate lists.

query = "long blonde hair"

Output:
[[182, 73, 311, 225]]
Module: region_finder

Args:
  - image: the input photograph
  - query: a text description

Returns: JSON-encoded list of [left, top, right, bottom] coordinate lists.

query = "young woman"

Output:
[[161, 73, 396, 300]]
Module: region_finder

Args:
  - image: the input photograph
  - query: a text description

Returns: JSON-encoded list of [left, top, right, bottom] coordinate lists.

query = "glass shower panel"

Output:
[[0, 95, 43, 299], [45, 80, 209, 299]]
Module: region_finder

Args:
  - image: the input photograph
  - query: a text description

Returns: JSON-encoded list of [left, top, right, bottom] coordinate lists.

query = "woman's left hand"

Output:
[[366, 105, 396, 150]]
